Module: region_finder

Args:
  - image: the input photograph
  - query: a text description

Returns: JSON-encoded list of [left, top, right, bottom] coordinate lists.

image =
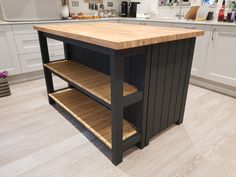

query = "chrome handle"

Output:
[[212, 28, 216, 41]]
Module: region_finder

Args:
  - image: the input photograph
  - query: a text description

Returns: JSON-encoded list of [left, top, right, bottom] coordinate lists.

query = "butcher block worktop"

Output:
[[35, 21, 203, 165], [33, 22, 204, 50]]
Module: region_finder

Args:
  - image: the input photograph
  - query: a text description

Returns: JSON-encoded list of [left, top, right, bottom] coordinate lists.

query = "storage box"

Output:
[[0, 79, 11, 98]]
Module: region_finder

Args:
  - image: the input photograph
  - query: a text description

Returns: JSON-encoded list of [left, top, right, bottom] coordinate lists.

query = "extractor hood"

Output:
[[0, 0, 61, 22]]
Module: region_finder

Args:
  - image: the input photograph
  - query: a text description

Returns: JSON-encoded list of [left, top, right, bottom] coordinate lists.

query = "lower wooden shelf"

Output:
[[49, 88, 137, 149]]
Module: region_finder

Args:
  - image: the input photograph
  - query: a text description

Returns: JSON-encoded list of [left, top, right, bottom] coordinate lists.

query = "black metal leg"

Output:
[[63, 42, 73, 88], [110, 53, 124, 166], [38, 32, 54, 104], [137, 46, 152, 148]]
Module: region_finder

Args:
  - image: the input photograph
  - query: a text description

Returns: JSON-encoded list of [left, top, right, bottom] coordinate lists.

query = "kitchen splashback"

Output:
[[0, 0, 61, 21]]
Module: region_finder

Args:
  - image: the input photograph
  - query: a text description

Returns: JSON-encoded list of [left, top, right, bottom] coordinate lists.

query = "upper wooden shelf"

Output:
[[33, 22, 204, 50], [44, 60, 138, 104]]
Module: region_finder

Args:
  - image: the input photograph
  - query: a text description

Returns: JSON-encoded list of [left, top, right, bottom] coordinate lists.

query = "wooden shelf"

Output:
[[49, 88, 137, 149], [45, 60, 138, 104]]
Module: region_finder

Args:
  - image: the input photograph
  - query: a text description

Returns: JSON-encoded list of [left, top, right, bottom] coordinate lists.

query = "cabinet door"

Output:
[[172, 23, 211, 77], [20, 50, 65, 73], [12, 24, 65, 74], [0, 25, 21, 75], [204, 26, 236, 87], [14, 34, 63, 55]]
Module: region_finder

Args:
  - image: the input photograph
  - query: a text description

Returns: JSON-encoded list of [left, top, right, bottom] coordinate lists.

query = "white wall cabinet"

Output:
[[0, 25, 21, 75], [172, 23, 212, 77], [204, 26, 236, 87]]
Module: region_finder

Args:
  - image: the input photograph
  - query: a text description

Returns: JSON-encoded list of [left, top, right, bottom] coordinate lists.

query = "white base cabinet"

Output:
[[19, 50, 64, 73], [0, 25, 21, 75], [204, 26, 236, 87], [172, 23, 212, 77], [12, 24, 65, 73]]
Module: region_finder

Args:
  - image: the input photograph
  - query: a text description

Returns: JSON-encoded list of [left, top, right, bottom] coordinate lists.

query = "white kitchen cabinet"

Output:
[[12, 24, 65, 73], [14, 33, 63, 55], [13, 24, 64, 54], [0, 25, 21, 75], [204, 26, 236, 87], [172, 23, 212, 77], [19, 50, 64, 73]]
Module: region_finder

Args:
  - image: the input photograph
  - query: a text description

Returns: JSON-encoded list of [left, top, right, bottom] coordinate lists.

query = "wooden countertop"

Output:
[[33, 22, 204, 50]]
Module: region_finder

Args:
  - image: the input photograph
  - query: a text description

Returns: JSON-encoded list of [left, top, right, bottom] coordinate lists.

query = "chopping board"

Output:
[[185, 6, 200, 20]]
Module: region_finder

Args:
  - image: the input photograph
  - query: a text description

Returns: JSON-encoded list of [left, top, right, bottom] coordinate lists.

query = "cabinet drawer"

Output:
[[50, 50, 65, 61], [15, 33, 63, 54], [19, 50, 65, 73], [145, 21, 172, 27], [204, 26, 236, 87], [12, 24, 37, 35]]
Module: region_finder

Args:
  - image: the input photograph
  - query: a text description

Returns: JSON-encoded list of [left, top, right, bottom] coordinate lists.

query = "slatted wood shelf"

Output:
[[44, 60, 138, 105], [49, 88, 137, 149]]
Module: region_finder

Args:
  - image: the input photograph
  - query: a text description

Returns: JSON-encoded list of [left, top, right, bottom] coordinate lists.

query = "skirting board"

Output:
[[8, 71, 44, 85], [190, 76, 236, 98]]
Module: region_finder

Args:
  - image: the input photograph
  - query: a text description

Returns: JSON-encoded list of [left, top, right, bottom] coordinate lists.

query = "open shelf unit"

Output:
[[44, 59, 142, 151], [38, 31, 148, 165], [45, 60, 142, 108], [49, 88, 137, 149]]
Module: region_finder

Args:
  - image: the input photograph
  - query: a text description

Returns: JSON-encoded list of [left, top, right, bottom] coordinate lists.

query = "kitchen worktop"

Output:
[[1, 17, 236, 27], [0, 18, 113, 25], [33, 22, 203, 50]]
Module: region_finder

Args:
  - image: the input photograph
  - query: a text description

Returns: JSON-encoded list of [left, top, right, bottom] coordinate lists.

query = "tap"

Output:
[[176, 0, 184, 19]]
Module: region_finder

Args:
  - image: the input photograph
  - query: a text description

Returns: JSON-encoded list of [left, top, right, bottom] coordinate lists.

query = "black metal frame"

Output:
[[38, 31, 150, 165]]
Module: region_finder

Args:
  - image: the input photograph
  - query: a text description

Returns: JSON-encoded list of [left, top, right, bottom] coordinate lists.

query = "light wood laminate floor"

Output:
[[0, 77, 236, 177]]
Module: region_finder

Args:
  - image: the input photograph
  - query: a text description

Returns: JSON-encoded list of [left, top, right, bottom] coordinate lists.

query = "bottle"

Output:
[[218, 0, 225, 21], [231, 11, 236, 22], [225, 0, 235, 22]]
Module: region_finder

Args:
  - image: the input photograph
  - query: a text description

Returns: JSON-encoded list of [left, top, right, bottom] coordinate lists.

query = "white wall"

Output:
[[135, 0, 219, 19], [140, 0, 158, 13]]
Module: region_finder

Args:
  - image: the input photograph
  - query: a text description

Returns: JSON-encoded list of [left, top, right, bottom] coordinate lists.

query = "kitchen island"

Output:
[[34, 22, 203, 165]]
